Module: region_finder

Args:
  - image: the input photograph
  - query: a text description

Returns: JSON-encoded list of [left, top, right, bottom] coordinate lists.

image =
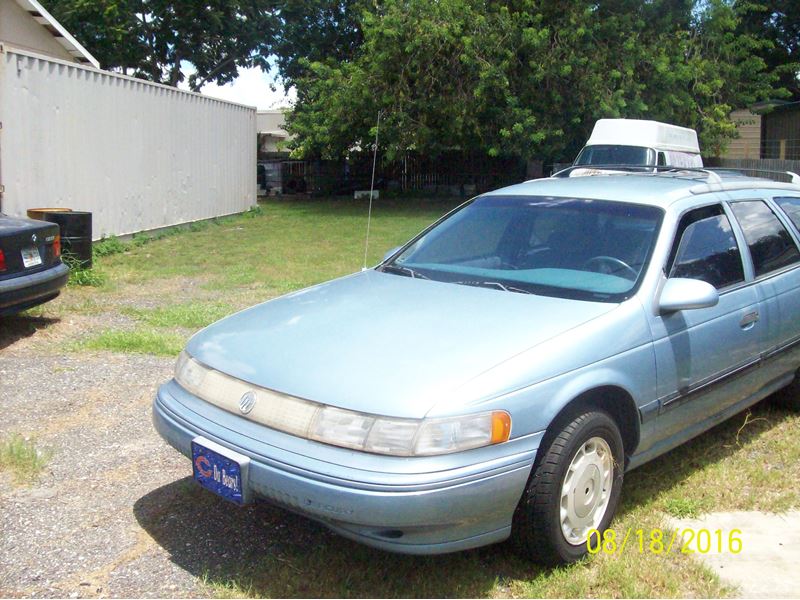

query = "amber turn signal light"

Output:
[[491, 411, 512, 444]]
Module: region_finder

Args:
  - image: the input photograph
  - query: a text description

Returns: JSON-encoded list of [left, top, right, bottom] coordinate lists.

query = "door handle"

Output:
[[740, 311, 759, 328]]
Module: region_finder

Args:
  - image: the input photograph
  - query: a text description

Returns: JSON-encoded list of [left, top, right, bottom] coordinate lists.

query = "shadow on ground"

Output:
[[134, 477, 538, 598], [0, 314, 59, 351], [134, 399, 795, 598]]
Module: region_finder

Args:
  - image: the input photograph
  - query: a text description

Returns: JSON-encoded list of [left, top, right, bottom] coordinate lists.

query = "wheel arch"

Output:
[[548, 385, 640, 467]]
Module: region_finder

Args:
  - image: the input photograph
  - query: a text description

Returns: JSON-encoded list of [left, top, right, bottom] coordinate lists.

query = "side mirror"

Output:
[[659, 278, 719, 313], [383, 246, 401, 262]]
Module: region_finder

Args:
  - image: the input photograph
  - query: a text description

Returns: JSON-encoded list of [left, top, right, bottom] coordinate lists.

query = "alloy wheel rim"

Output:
[[559, 436, 614, 545]]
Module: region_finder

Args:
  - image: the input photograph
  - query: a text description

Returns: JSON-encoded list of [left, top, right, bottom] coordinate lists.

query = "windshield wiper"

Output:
[[454, 280, 532, 294], [380, 264, 429, 279]]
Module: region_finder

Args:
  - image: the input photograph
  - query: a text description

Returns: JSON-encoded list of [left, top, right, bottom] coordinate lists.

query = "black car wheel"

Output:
[[512, 410, 624, 564]]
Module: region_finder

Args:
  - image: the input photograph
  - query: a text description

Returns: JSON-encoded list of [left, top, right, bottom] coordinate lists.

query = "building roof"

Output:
[[14, 0, 99, 67], [768, 100, 800, 114], [751, 99, 797, 114]]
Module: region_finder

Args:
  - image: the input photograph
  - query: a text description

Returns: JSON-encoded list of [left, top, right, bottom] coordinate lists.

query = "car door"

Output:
[[728, 194, 800, 387], [647, 202, 765, 442]]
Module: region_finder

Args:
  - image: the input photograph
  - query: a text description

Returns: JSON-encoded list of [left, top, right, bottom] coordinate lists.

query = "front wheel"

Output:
[[512, 410, 624, 564]]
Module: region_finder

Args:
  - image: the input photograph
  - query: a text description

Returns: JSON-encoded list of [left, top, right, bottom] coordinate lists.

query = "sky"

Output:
[[181, 65, 296, 110]]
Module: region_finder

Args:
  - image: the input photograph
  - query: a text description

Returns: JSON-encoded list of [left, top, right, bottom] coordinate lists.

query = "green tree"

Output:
[[639, 0, 779, 155], [41, 0, 276, 89], [736, 1, 800, 99], [286, 0, 779, 162], [272, 0, 366, 88]]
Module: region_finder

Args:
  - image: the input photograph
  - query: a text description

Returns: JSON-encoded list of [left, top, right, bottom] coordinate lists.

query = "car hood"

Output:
[[187, 270, 617, 418]]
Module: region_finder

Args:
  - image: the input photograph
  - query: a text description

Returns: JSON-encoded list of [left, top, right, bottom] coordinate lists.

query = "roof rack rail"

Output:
[[551, 164, 723, 182], [550, 164, 800, 186]]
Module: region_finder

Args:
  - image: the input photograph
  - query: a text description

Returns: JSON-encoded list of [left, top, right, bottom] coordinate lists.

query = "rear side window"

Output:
[[729, 200, 800, 277], [668, 205, 744, 289], [774, 197, 800, 232]]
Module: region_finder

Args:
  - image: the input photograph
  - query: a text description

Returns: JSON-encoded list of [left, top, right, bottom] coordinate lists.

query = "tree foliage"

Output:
[[40, 0, 791, 160], [285, 0, 781, 162], [41, 0, 276, 90], [736, 1, 800, 99], [272, 0, 366, 87]]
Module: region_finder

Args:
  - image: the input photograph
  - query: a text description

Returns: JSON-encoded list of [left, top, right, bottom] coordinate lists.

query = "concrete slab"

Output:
[[667, 511, 800, 598]]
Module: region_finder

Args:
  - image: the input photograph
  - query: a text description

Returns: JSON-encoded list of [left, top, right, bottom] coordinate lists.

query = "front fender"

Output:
[[426, 298, 656, 440]]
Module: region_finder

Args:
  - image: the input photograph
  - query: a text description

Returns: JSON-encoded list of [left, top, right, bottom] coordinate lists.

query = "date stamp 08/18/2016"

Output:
[[587, 528, 743, 556]]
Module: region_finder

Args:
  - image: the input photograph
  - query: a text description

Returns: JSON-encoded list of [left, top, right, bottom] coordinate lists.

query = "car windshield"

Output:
[[574, 145, 656, 167], [382, 195, 663, 302]]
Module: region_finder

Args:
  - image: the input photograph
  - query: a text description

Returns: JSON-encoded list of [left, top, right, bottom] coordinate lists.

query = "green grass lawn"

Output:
[[66, 197, 452, 355], [49, 197, 800, 597]]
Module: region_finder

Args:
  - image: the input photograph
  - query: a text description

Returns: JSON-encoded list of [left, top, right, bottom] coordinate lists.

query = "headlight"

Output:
[[174, 351, 512, 456]]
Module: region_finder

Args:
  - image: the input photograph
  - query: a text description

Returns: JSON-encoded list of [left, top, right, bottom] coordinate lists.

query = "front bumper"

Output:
[[153, 380, 541, 554], [0, 262, 69, 315]]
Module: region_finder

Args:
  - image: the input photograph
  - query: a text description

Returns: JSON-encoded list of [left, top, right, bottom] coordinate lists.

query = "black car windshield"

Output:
[[382, 195, 663, 302], [574, 145, 656, 167]]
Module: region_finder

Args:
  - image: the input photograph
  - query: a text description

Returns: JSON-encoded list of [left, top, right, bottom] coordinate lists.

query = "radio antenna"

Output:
[[362, 110, 382, 270]]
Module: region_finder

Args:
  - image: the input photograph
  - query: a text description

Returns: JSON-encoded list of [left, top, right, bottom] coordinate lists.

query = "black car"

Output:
[[0, 213, 69, 316]]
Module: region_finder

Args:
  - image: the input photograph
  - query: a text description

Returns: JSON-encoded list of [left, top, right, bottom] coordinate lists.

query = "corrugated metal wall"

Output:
[[0, 46, 256, 239]]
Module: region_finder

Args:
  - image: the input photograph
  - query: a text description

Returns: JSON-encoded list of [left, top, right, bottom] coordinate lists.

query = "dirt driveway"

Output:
[[0, 308, 317, 598]]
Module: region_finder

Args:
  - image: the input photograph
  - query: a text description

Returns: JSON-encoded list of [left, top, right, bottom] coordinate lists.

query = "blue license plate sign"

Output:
[[191, 438, 250, 505]]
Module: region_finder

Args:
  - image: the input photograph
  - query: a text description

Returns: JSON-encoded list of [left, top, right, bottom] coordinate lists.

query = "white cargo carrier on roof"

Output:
[[571, 119, 703, 173]]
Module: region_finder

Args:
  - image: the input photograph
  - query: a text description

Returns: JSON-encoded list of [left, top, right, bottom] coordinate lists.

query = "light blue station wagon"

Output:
[[154, 169, 800, 564]]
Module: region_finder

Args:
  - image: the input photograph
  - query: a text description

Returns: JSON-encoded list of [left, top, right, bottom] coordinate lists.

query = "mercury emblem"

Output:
[[239, 391, 256, 414]]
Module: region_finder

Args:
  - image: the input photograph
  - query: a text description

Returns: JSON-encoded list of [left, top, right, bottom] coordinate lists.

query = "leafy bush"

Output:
[[63, 255, 106, 287], [243, 204, 265, 218], [93, 236, 128, 258]]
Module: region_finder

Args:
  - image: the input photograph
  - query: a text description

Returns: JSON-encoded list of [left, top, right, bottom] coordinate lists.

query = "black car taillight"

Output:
[[0, 249, 6, 272]]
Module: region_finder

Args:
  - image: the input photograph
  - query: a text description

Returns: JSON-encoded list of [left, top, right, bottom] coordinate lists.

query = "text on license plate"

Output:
[[21, 246, 42, 268], [191, 439, 248, 504]]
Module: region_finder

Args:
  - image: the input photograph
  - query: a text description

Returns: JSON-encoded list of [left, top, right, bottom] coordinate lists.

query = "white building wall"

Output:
[[0, 47, 256, 239], [256, 109, 291, 153], [256, 109, 288, 133], [0, 0, 75, 63]]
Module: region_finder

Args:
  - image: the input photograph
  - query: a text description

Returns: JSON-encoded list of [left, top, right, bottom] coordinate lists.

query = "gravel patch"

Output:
[[0, 310, 328, 598], [0, 352, 183, 597]]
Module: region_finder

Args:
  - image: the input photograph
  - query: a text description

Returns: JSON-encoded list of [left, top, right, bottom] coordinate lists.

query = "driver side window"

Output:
[[667, 205, 744, 289]]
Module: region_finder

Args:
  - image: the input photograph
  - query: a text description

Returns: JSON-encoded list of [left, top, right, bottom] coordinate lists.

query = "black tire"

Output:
[[773, 370, 800, 411], [511, 410, 625, 565]]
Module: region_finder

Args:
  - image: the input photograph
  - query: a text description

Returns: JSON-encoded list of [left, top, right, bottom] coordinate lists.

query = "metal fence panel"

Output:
[[0, 47, 256, 239], [705, 157, 800, 182]]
